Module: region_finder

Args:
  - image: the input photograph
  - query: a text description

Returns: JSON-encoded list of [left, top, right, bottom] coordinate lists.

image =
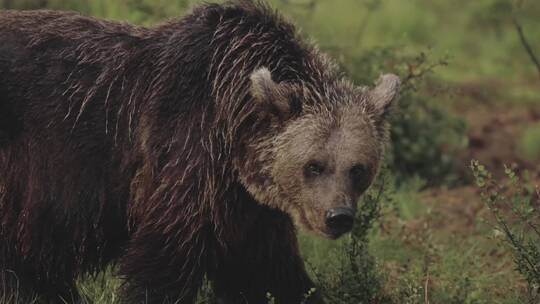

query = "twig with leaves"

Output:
[[402, 52, 448, 92], [471, 160, 540, 301]]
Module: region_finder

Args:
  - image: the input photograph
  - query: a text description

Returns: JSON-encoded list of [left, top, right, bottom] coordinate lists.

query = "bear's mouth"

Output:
[[325, 228, 350, 240], [294, 205, 315, 231], [293, 206, 351, 239]]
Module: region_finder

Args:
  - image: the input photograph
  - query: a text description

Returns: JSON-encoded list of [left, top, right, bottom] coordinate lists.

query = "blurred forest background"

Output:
[[1, 0, 540, 303]]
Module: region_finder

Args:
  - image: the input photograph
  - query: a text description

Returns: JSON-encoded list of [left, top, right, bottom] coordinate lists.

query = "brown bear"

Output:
[[0, 1, 400, 303]]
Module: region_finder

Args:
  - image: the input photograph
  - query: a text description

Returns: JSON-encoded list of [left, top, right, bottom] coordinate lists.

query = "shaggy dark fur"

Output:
[[0, 1, 399, 303], [0, 2, 326, 303]]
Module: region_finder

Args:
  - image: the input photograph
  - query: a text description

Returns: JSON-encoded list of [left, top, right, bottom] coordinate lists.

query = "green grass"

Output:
[[77, 270, 121, 304], [296, 177, 528, 303], [519, 123, 540, 161]]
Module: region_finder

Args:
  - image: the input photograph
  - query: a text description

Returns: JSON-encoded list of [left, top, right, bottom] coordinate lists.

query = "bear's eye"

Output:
[[304, 161, 325, 177], [350, 164, 369, 188]]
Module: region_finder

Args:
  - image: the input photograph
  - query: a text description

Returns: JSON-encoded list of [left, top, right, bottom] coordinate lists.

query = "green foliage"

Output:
[[387, 87, 467, 187], [303, 172, 393, 304], [0, 0, 192, 24], [338, 46, 468, 186], [77, 270, 121, 304], [471, 160, 540, 302], [519, 123, 540, 161]]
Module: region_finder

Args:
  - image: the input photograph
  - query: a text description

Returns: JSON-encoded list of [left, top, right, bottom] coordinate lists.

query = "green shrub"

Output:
[[471, 160, 540, 302], [299, 170, 395, 304], [338, 47, 468, 186]]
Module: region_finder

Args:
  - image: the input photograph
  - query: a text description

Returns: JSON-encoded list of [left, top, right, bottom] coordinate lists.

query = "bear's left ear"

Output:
[[250, 67, 291, 120], [369, 74, 401, 119]]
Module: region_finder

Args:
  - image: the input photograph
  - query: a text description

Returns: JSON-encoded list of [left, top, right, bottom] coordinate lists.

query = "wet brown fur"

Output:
[[0, 1, 397, 303]]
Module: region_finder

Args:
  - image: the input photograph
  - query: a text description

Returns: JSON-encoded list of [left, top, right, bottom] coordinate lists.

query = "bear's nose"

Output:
[[325, 207, 355, 237]]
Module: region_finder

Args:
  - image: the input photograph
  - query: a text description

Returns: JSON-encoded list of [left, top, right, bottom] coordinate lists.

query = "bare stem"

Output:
[[513, 16, 540, 81]]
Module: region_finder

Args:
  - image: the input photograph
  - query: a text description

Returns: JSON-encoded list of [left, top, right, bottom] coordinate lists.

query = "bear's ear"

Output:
[[369, 74, 401, 119], [250, 67, 290, 119]]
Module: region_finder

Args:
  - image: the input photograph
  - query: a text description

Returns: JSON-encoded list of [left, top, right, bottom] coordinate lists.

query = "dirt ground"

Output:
[[388, 99, 540, 300], [462, 105, 540, 178], [422, 98, 540, 235]]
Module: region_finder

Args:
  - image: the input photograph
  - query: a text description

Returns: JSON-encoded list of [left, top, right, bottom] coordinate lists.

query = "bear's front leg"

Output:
[[0, 267, 81, 304], [211, 207, 324, 304], [118, 224, 211, 304]]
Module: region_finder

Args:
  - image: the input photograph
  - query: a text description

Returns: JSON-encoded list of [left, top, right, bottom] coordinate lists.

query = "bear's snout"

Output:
[[325, 207, 355, 238]]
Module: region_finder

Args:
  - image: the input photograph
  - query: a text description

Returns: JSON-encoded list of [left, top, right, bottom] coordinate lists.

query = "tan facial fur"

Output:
[[270, 104, 382, 238], [239, 68, 400, 238]]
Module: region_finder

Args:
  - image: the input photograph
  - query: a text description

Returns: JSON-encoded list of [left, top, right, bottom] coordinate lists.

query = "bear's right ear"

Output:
[[250, 67, 291, 120], [368, 74, 401, 119]]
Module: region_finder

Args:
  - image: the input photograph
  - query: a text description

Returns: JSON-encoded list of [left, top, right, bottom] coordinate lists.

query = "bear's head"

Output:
[[238, 67, 400, 239]]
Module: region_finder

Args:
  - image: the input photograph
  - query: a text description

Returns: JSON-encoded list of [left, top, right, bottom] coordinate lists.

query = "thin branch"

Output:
[[402, 55, 448, 92], [424, 272, 430, 304], [513, 16, 540, 81]]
